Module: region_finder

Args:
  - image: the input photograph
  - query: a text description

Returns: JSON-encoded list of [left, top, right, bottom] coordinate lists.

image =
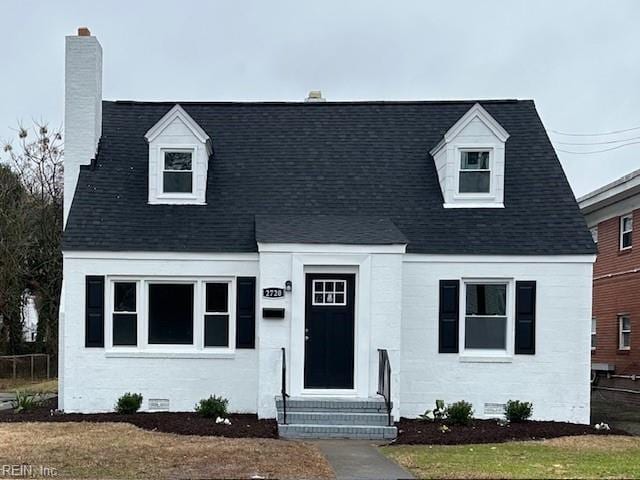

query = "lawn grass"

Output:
[[382, 435, 640, 479], [0, 378, 57, 394], [0, 422, 334, 479]]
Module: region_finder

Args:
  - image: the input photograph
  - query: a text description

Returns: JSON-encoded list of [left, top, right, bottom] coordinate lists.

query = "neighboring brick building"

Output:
[[580, 168, 640, 375]]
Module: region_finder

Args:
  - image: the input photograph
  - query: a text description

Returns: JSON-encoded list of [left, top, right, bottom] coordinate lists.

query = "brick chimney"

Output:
[[64, 27, 102, 224]]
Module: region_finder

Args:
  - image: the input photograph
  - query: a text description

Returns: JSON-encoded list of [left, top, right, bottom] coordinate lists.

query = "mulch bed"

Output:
[[0, 398, 278, 438], [392, 417, 629, 445]]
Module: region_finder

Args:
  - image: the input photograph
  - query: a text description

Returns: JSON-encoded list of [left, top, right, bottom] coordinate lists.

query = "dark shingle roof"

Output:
[[255, 215, 408, 245], [63, 99, 596, 255]]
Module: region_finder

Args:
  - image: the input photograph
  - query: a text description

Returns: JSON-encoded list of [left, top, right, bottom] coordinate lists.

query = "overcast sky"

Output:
[[1, 0, 638, 197]]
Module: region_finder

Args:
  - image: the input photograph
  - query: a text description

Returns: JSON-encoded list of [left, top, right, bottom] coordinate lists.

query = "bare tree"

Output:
[[1, 123, 63, 354]]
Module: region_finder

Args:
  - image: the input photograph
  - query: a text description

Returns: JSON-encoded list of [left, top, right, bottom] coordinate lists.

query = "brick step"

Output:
[[277, 410, 390, 426], [278, 423, 397, 440], [275, 396, 389, 413]]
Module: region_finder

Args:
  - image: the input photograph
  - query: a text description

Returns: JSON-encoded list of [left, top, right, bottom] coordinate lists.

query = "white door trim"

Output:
[[290, 255, 372, 398]]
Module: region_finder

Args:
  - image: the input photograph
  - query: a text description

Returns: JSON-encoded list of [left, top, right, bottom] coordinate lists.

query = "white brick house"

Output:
[[60, 30, 596, 438]]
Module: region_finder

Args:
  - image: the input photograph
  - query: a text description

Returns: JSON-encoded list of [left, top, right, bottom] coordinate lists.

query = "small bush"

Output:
[[504, 400, 533, 422], [115, 393, 143, 414], [195, 395, 229, 419], [447, 400, 474, 426], [12, 391, 42, 413]]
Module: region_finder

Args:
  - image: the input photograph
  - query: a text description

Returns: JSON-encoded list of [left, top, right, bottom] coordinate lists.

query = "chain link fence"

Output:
[[0, 354, 55, 381]]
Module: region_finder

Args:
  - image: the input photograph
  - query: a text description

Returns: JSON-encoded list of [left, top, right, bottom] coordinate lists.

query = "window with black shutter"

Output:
[[85, 276, 105, 347]]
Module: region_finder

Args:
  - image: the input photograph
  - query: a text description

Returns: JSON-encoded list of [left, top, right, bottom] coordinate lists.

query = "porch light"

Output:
[[285, 280, 292, 292]]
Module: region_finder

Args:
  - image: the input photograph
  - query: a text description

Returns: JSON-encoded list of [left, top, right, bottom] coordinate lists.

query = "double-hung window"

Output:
[[162, 150, 194, 194], [464, 282, 508, 350], [591, 317, 597, 350], [620, 214, 633, 250], [113, 282, 137, 346], [619, 315, 631, 350], [204, 283, 230, 347], [459, 151, 491, 194]]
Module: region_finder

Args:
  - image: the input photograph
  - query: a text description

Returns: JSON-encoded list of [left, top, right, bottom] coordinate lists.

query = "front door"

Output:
[[304, 274, 355, 389]]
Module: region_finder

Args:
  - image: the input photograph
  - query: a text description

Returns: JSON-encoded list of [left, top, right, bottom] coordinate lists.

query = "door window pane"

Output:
[[312, 280, 347, 305]]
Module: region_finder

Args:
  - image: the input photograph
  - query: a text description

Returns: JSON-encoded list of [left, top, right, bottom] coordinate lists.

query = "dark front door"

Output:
[[304, 273, 355, 389]]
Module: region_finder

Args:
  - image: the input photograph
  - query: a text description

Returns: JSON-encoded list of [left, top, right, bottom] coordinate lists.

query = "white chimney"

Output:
[[64, 27, 102, 224], [305, 90, 326, 102]]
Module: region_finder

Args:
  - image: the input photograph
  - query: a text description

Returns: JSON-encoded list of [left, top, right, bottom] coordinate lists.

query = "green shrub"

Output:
[[504, 400, 533, 422], [195, 395, 229, 419], [446, 400, 474, 426], [115, 393, 143, 414], [11, 391, 42, 413]]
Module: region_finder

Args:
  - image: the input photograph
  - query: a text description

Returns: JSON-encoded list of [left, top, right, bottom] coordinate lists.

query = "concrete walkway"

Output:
[[312, 440, 413, 480]]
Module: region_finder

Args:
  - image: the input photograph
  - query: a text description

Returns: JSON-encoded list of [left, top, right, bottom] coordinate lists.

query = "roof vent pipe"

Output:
[[305, 90, 326, 102]]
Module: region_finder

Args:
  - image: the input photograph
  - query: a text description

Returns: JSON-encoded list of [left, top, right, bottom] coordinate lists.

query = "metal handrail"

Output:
[[377, 349, 392, 426], [281, 347, 290, 424]]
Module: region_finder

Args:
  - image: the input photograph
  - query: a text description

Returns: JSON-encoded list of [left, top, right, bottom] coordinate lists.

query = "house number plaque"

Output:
[[263, 288, 285, 298]]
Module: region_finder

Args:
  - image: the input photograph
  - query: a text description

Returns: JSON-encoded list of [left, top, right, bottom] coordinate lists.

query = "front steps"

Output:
[[276, 396, 397, 439]]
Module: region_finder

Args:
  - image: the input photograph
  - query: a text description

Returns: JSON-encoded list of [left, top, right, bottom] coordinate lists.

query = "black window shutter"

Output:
[[236, 277, 256, 349], [439, 280, 460, 353], [85, 276, 105, 347], [515, 281, 536, 354]]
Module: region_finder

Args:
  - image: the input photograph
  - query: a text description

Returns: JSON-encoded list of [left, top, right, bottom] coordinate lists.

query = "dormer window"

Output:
[[145, 104, 212, 205], [163, 150, 194, 193], [430, 103, 509, 209], [459, 150, 491, 194]]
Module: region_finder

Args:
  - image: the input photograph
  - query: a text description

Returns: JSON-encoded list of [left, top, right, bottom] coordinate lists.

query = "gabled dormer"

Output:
[[430, 103, 510, 208], [145, 104, 212, 205]]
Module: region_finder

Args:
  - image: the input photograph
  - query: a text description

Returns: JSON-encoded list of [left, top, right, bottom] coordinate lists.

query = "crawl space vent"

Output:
[[484, 403, 505, 417], [148, 399, 170, 411]]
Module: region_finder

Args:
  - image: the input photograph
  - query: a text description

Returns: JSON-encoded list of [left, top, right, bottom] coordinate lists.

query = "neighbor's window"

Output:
[[162, 150, 193, 193], [113, 282, 137, 346], [459, 151, 491, 194], [590, 227, 598, 244], [313, 280, 347, 306], [619, 315, 631, 350], [148, 283, 194, 344], [620, 214, 633, 250], [591, 317, 597, 350], [204, 282, 230, 347], [465, 283, 508, 350]]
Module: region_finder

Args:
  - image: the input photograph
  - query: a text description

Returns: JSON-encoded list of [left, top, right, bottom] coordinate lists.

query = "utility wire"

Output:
[[556, 141, 640, 154], [556, 135, 640, 146], [551, 125, 640, 137]]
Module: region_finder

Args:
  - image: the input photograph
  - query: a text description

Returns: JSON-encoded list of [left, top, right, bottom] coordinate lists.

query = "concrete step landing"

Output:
[[276, 396, 396, 440]]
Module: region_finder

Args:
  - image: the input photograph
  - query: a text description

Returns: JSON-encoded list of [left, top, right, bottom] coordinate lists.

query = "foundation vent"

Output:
[[149, 399, 170, 411]]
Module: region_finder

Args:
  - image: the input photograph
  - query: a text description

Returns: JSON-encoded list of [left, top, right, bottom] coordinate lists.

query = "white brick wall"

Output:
[[60, 252, 259, 413], [400, 256, 593, 424], [60, 250, 593, 423]]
